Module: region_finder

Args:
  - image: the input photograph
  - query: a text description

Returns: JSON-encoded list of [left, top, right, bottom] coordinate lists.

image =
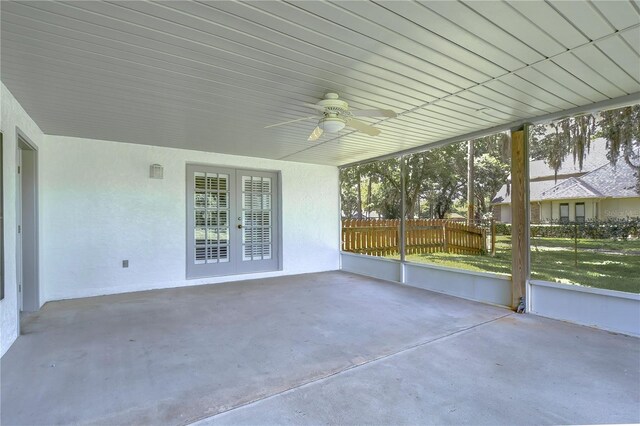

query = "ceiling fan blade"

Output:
[[308, 126, 323, 141], [265, 116, 317, 129], [303, 102, 327, 112], [347, 118, 381, 136], [351, 108, 397, 118]]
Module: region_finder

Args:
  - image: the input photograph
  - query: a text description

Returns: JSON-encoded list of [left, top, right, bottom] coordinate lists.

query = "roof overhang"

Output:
[[2, 1, 639, 166]]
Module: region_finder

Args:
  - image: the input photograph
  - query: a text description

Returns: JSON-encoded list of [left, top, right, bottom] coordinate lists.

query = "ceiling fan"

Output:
[[265, 93, 397, 141]]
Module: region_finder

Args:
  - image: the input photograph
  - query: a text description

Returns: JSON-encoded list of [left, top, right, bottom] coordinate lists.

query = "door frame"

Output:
[[16, 129, 39, 317], [185, 163, 283, 279]]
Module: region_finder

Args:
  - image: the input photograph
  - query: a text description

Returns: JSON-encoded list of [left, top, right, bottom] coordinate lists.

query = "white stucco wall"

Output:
[[0, 84, 45, 356], [41, 135, 339, 302]]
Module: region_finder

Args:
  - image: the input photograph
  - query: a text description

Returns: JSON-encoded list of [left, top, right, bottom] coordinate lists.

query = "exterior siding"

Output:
[[513, 198, 640, 224], [601, 198, 640, 219]]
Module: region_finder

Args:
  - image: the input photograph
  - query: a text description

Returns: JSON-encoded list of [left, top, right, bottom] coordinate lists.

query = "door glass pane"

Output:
[[195, 210, 206, 226], [195, 246, 206, 264], [195, 192, 206, 208], [218, 211, 228, 226], [241, 175, 273, 261], [262, 194, 271, 209], [195, 173, 206, 190], [218, 175, 228, 191], [218, 245, 229, 262], [206, 228, 218, 245], [205, 210, 216, 226], [219, 228, 229, 244], [195, 228, 206, 245]]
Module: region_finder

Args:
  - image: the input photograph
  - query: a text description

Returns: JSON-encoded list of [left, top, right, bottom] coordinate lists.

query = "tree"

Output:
[[473, 153, 510, 217], [361, 155, 438, 219], [339, 132, 510, 220], [363, 158, 402, 219], [598, 105, 640, 191], [533, 105, 639, 191], [469, 133, 510, 218], [419, 143, 468, 218], [531, 115, 597, 179], [339, 167, 361, 218]]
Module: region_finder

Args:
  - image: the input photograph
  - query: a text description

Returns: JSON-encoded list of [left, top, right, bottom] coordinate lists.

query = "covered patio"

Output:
[[3, 271, 638, 425], [1, 0, 639, 424]]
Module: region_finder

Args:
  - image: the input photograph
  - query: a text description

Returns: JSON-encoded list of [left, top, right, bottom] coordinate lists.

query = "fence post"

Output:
[[481, 227, 486, 254], [491, 218, 496, 256], [574, 222, 578, 267], [442, 223, 448, 252]]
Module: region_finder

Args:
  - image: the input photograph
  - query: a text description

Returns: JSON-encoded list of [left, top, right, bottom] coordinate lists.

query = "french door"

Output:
[[186, 165, 279, 278]]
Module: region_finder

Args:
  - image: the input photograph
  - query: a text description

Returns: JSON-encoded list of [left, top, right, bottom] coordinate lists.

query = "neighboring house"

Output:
[[446, 212, 466, 220], [492, 140, 640, 223]]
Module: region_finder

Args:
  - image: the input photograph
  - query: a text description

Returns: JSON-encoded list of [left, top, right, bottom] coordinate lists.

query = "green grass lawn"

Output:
[[401, 236, 640, 293]]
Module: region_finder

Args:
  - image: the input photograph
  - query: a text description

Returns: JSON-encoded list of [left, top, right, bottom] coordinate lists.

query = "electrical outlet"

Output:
[[122, 260, 129, 268]]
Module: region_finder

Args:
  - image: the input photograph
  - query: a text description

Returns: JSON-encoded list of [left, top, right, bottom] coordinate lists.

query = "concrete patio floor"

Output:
[[1, 271, 638, 425]]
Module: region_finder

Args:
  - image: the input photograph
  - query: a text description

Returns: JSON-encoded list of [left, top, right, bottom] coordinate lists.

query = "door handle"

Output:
[[237, 224, 243, 229]]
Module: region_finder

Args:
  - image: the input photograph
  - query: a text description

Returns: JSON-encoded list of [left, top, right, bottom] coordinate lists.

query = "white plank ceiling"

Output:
[[1, 0, 639, 166]]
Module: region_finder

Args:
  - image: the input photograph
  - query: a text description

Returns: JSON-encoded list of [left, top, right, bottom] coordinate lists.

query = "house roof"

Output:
[[492, 139, 615, 204], [1, 1, 639, 166], [540, 160, 638, 200], [493, 156, 639, 204], [539, 177, 603, 200], [528, 141, 610, 180], [492, 179, 561, 204]]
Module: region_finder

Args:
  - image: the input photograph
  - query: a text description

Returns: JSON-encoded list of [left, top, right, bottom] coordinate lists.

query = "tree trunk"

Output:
[[356, 173, 363, 219], [366, 177, 372, 218]]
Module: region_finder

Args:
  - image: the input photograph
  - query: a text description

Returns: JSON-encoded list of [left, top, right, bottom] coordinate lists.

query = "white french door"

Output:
[[186, 165, 279, 278]]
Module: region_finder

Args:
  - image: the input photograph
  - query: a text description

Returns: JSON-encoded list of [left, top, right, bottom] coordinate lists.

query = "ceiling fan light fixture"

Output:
[[265, 93, 389, 140], [319, 117, 346, 133]]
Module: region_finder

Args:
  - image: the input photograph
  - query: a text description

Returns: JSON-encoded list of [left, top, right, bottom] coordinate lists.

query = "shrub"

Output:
[[495, 218, 640, 240]]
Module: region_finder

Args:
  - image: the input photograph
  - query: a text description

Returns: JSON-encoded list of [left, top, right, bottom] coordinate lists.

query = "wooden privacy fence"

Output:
[[342, 219, 486, 256]]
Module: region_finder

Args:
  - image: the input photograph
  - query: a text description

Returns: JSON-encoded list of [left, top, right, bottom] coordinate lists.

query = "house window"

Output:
[[559, 203, 569, 224], [575, 203, 585, 223]]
